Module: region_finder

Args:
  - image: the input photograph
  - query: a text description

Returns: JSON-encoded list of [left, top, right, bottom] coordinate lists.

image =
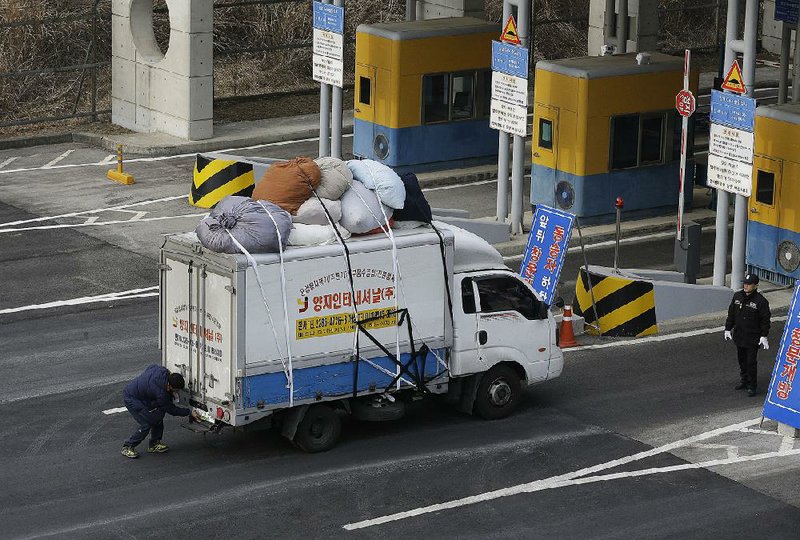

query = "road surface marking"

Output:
[[423, 179, 497, 192], [342, 417, 778, 530], [0, 156, 19, 170], [0, 286, 158, 315], [102, 407, 127, 415], [0, 134, 347, 175], [0, 194, 185, 227], [42, 149, 75, 168], [0, 212, 207, 233], [101, 154, 116, 164]]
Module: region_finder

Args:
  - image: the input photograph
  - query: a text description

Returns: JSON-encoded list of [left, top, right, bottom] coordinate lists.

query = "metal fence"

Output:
[[0, 0, 726, 130]]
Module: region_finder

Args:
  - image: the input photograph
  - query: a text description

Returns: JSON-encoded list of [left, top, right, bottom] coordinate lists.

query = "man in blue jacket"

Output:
[[121, 365, 198, 458]]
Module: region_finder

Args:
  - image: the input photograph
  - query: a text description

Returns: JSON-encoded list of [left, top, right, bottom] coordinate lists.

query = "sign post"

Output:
[[519, 205, 575, 305], [763, 282, 800, 430], [674, 49, 694, 241]]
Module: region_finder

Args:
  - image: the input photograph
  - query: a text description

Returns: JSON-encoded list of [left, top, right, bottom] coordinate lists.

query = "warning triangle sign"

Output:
[[501, 15, 521, 45], [721, 60, 746, 94]]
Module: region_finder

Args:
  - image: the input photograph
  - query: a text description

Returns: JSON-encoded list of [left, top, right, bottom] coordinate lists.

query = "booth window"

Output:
[[477, 69, 491, 118], [756, 170, 775, 205], [611, 112, 667, 169], [474, 276, 545, 320], [423, 74, 450, 123], [539, 118, 553, 149], [451, 72, 475, 120], [359, 76, 371, 106]]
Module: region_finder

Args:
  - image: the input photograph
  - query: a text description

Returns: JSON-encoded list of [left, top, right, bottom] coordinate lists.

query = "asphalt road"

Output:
[[1, 138, 799, 538]]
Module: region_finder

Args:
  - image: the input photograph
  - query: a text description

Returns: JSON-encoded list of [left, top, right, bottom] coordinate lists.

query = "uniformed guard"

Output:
[[724, 273, 771, 397]]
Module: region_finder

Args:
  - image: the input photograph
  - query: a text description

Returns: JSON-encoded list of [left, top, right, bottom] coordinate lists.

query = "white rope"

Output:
[[256, 201, 294, 407]]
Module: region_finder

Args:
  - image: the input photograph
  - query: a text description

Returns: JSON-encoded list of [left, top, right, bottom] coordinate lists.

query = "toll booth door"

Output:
[[748, 156, 782, 273], [533, 104, 559, 193]]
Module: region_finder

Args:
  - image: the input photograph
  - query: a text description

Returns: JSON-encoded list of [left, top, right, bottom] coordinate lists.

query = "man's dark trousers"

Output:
[[737, 345, 759, 390], [124, 404, 164, 448]]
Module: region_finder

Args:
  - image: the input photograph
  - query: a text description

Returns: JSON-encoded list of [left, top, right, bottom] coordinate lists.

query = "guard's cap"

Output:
[[743, 273, 759, 285]]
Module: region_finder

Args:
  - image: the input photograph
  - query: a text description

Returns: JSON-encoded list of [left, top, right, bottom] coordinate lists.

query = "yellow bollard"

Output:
[[107, 144, 135, 185]]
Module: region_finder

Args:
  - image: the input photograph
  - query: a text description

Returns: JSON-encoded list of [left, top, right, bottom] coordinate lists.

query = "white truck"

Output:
[[160, 223, 563, 451]]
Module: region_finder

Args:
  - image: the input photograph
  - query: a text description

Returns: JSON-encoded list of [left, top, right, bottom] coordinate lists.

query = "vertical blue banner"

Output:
[[519, 205, 575, 305], [763, 281, 800, 429]]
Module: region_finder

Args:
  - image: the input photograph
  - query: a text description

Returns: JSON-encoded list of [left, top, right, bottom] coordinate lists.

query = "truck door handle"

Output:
[[478, 330, 487, 345]]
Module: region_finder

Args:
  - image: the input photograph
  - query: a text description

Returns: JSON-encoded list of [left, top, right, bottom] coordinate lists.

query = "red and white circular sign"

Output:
[[675, 89, 696, 117]]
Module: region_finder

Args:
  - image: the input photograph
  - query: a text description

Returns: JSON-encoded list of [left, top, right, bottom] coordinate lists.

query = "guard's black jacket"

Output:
[[725, 290, 771, 347]]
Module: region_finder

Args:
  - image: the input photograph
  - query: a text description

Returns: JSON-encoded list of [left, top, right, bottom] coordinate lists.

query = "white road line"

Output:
[[780, 436, 796, 453], [0, 212, 207, 233], [566, 315, 789, 352], [102, 407, 127, 415], [101, 154, 116, 164], [42, 149, 75, 168], [0, 134, 345, 175], [0, 286, 158, 315], [738, 427, 784, 436], [0, 194, 184, 227], [342, 417, 767, 530], [0, 156, 19, 170], [423, 179, 497, 192]]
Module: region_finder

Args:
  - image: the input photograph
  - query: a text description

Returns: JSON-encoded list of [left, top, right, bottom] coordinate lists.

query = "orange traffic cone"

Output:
[[559, 305, 578, 348]]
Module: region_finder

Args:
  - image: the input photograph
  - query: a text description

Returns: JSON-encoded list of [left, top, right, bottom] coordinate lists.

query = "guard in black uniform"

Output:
[[724, 273, 771, 397]]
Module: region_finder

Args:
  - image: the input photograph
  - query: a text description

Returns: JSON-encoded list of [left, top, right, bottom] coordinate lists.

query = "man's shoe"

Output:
[[747, 387, 757, 397], [148, 441, 170, 453], [735, 382, 747, 390], [121, 446, 139, 459]]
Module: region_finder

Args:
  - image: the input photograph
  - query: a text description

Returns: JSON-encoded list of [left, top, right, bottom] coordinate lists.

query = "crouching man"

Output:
[[121, 365, 198, 458]]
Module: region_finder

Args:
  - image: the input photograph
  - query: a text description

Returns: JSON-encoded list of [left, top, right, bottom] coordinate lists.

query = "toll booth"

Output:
[[747, 103, 800, 286], [531, 52, 699, 218], [353, 17, 499, 170]]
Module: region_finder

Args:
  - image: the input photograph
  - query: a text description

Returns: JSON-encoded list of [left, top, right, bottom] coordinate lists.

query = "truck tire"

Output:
[[474, 365, 521, 420], [293, 404, 341, 453]]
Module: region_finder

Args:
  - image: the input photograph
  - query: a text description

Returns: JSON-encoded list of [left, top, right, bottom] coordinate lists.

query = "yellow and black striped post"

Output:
[[189, 154, 256, 208], [573, 268, 658, 337]]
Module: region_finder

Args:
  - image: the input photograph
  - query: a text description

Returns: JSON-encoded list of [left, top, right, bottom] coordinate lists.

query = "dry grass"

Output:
[[0, 0, 722, 136]]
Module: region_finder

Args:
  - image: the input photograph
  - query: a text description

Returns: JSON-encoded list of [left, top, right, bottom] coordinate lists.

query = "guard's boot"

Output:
[[148, 441, 169, 453], [735, 382, 747, 390], [121, 446, 139, 459]]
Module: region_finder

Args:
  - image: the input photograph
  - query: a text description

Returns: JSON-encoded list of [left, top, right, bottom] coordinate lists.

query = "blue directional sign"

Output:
[[763, 282, 800, 430], [710, 90, 756, 132], [519, 205, 574, 305], [775, 0, 799, 25], [313, 1, 344, 34], [491, 41, 529, 79]]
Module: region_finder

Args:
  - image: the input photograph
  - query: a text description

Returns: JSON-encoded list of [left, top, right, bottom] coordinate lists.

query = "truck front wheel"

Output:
[[474, 365, 521, 420], [293, 404, 341, 453]]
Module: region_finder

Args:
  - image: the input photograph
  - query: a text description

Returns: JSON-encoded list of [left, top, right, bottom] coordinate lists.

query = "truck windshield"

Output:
[[475, 276, 545, 320]]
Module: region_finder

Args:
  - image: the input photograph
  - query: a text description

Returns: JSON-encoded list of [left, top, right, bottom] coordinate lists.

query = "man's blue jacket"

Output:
[[123, 365, 190, 421]]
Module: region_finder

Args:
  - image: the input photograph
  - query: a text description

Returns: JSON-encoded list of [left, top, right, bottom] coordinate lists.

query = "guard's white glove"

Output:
[[724, 330, 732, 341], [760, 337, 769, 350]]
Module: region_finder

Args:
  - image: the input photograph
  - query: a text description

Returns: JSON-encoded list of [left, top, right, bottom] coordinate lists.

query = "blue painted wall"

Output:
[[747, 220, 800, 282], [243, 349, 445, 408]]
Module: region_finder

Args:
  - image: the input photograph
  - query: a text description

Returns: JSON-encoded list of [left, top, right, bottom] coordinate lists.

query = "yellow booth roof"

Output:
[[536, 51, 684, 79], [757, 102, 800, 125], [356, 16, 498, 40]]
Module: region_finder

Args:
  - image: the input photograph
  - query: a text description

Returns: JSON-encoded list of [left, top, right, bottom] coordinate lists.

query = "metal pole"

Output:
[[318, 0, 332, 158], [497, 2, 512, 223], [617, 0, 629, 53], [575, 217, 601, 332], [779, 22, 791, 104], [730, 0, 758, 291], [713, 0, 739, 287], [331, 0, 344, 159], [715, 0, 721, 49], [510, 0, 530, 235], [677, 49, 691, 242], [614, 197, 623, 273], [794, 18, 800, 102], [604, 0, 616, 46]]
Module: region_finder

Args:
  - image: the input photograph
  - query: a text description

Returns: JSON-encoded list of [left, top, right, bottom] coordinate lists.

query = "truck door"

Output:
[[748, 156, 782, 274], [474, 273, 551, 383], [162, 258, 234, 406], [449, 275, 482, 376]]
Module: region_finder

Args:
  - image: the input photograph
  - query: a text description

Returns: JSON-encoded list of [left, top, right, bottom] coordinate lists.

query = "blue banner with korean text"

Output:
[[763, 281, 800, 429], [519, 206, 575, 305]]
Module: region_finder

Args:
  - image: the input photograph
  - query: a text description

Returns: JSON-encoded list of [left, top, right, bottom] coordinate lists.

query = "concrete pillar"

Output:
[[588, 0, 658, 55], [112, 0, 213, 140], [416, 0, 485, 19]]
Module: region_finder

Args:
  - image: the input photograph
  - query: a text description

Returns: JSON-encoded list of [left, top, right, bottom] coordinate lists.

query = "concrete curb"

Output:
[[0, 133, 73, 151]]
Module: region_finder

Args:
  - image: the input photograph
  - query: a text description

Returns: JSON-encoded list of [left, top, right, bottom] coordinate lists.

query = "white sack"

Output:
[[292, 197, 342, 226], [288, 223, 351, 246], [346, 159, 406, 209], [314, 156, 353, 200], [339, 180, 394, 234]]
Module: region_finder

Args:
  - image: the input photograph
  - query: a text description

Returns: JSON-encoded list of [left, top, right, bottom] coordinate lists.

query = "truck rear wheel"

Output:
[[293, 404, 341, 453], [474, 365, 521, 420]]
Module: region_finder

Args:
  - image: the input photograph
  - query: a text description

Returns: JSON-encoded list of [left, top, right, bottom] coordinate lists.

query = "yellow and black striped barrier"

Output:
[[573, 268, 658, 337], [190, 154, 256, 208]]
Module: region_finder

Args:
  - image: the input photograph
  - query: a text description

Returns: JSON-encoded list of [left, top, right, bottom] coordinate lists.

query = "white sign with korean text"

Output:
[[491, 71, 528, 108], [490, 99, 527, 137], [709, 123, 754, 164], [313, 28, 343, 61], [707, 153, 752, 197], [313, 54, 343, 87]]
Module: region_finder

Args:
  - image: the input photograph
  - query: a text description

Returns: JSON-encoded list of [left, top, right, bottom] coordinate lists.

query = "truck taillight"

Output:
[[216, 407, 224, 419]]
